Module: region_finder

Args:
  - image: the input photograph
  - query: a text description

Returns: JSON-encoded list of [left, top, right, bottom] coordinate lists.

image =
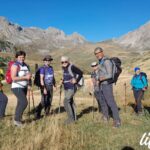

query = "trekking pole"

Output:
[[89, 91, 95, 120], [31, 88, 35, 109], [124, 83, 127, 112], [73, 94, 77, 121], [28, 88, 31, 119], [58, 84, 62, 113], [92, 91, 95, 120]]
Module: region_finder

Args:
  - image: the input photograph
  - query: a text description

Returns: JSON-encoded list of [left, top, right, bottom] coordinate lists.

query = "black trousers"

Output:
[[0, 91, 8, 117], [133, 89, 144, 112], [35, 85, 53, 117]]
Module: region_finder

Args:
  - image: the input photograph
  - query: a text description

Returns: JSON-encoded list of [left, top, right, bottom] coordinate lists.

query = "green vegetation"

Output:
[[0, 40, 14, 52]]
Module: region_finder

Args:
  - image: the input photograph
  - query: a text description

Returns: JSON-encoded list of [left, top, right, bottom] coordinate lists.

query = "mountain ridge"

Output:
[[114, 21, 150, 50], [0, 16, 86, 51]]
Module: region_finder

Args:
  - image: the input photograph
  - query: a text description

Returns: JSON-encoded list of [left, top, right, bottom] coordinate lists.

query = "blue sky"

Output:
[[0, 0, 150, 42]]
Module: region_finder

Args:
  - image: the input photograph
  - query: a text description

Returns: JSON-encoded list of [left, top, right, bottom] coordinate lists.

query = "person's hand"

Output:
[[143, 87, 147, 91], [44, 88, 47, 95], [100, 77, 105, 81], [25, 73, 32, 80], [59, 79, 63, 85], [71, 78, 77, 84], [28, 86, 31, 90], [96, 80, 99, 85], [53, 86, 57, 91]]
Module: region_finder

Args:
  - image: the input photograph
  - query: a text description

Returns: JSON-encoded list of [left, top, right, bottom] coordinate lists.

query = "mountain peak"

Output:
[[0, 16, 86, 50], [0, 16, 8, 22], [115, 20, 150, 50]]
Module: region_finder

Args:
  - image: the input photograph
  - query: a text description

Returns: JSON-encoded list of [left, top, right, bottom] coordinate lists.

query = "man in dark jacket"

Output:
[[61, 56, 83, 124], [94, 47, 121, 128]]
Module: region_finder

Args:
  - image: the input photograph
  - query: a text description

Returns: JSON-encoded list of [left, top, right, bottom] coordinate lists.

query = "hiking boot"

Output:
[[101, 116, 109, 123], [34, 113, 42, 120], [137, 111, 144, 116], [45, 107, 50, 115], [45, 111, 50, 116], [14, 120, 23, 127], [113, 120, 121, 128]]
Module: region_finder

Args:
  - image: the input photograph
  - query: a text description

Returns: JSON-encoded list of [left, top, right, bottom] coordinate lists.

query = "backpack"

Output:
[[68, 64, 84, 88], [104, 57, 122, 84], [5, 61, 20, 84], [140, 72, 148, 88], [34, 67, 41, 87]]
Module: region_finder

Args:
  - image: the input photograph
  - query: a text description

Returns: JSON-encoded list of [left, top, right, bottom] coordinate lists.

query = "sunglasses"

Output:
[[61, 61, 68, 64], [44, 59, 52, 61], [91, 65, 98, 67], [94, 51, 103, 55]]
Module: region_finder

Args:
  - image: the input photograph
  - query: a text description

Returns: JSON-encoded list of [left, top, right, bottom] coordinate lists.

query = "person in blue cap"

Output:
[[131, 67, 148, 115]]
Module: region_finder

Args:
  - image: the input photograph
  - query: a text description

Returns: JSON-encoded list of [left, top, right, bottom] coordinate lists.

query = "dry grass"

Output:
[[1, 73, 150, 150], [1, 47, 150, 150]]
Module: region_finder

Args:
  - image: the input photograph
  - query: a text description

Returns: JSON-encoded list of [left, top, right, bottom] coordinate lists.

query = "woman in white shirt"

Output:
[[11, 51, 31, 127]]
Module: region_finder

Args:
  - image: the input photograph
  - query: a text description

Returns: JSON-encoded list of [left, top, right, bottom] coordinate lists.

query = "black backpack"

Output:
[[34, 66, 46, 87], [139, 72, 148, 87], [34, 68, 41, 87], [107, 57, 122, 84]]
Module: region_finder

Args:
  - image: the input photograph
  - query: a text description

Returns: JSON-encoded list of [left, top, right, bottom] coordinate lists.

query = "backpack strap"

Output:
[[13, 62, 21, 76], [23, 62, 30, 71], [99, 57, 108, 65], [68, 64, 75, 78]]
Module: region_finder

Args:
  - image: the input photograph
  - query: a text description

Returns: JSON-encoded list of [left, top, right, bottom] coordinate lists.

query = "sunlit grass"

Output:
[[1, 81, 150, 150]]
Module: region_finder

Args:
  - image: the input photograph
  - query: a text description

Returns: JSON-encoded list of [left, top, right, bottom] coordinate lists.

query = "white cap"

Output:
[[91, 61, 98, 67], [61, 56, 69, 62]]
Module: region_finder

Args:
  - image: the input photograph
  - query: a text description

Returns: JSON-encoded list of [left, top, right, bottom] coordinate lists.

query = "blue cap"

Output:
[[134, 67, 140, 72]]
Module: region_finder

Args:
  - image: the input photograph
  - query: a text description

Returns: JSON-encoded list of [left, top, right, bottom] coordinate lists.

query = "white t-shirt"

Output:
[[11, 63, 29, 88]]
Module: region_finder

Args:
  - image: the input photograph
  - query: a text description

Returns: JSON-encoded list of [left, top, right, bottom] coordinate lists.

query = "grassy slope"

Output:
[[1, 75, 150, 150], [1, 43, 150, 150]]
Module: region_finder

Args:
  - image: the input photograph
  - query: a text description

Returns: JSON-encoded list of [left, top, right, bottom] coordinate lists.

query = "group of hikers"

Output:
[[0, 47, 148, 128]]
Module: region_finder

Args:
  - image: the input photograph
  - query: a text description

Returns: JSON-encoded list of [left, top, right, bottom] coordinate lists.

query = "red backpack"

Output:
[[5, 61, 20, 84]]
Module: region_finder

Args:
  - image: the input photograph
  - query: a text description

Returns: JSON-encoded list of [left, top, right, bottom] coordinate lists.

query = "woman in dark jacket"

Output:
[[61, 56, 83, 124]]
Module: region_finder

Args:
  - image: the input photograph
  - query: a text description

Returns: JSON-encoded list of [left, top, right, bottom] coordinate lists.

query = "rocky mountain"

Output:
[[114, 21, 150, 50], [0, 16, 86, 51]]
